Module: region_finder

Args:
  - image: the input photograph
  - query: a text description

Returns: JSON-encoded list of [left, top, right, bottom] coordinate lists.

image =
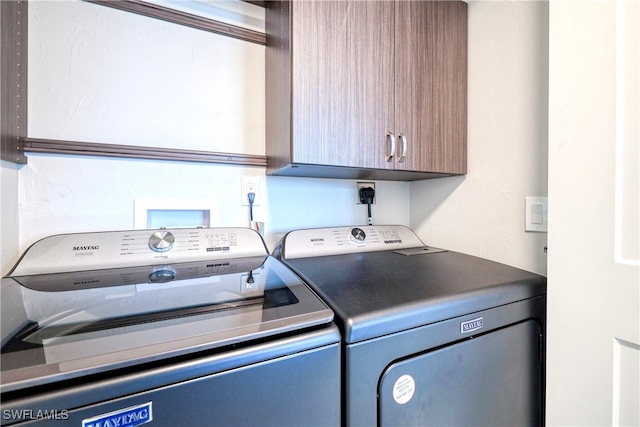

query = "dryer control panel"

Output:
[[10, 228, 268, 276], [279, 225, 426, 259]]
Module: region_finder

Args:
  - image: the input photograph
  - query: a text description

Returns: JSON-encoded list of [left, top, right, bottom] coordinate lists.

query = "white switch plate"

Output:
[[525, 197, 548, 232]]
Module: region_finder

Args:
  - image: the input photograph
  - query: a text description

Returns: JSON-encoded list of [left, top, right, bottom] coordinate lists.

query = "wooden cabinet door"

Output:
[[394, 1, 467, 174], [290, 0, 395, 170]]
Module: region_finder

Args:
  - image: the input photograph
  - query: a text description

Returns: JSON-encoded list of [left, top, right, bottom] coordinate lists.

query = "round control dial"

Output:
[[148, 231, 176, 253], [349, 227, 366, 244]]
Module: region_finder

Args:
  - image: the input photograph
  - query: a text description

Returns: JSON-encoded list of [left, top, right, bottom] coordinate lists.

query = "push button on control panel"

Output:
[[148, 231, 176, 253]]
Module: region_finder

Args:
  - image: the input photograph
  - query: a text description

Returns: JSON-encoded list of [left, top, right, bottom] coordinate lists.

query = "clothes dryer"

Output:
[[275, 225, 546, 427]]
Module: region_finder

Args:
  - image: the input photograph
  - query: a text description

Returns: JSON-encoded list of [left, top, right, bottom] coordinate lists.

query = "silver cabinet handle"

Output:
[[398, 134, 407, 163], [386, 132, 396, 162]]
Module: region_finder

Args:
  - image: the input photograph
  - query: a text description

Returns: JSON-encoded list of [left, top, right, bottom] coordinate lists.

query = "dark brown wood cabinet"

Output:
[[266, 0, 467, 181]]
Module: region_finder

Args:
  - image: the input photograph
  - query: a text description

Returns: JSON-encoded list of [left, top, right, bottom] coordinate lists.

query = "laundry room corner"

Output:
[[410, 0, 549, 276]]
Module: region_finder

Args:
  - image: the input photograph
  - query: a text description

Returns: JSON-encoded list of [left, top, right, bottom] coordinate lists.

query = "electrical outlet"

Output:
[[241, 177, 262, 206], [357, 182, 376, 204]]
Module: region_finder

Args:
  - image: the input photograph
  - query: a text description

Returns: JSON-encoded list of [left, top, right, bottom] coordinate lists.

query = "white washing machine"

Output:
[[1, 227, 340, 426]]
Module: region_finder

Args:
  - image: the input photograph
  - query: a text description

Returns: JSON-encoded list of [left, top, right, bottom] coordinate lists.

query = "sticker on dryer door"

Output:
[[393, 375, 416, 405]]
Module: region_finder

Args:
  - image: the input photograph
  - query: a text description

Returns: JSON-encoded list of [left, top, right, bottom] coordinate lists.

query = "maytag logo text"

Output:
[[460, 317, 484, 334]]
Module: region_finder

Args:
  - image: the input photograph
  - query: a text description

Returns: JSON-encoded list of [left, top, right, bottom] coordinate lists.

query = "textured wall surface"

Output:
[[410, 1, 549, 276], [13, 153, 409, 271], [28, 0, 265, 154]]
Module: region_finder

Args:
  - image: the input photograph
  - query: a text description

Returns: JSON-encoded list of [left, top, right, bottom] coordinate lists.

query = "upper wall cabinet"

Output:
[[265, 0, 467, 181]]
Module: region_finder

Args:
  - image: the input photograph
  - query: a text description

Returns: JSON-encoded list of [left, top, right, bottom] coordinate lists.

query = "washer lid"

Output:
[[1, 256, 333, 393]]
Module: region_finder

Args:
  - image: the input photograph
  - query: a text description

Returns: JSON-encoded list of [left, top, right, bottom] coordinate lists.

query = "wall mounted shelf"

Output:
[[1, 0, 267, 167]]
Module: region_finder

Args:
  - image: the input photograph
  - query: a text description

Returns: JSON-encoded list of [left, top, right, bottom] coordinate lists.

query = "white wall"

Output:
[[410, 0, 549, 276], [28, 0, 265, 154], [13, 153, 409, 269]]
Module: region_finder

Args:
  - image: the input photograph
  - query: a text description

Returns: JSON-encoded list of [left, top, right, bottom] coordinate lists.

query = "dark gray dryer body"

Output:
[[276, 225, 547, 427], [1, 228, 340, 427]]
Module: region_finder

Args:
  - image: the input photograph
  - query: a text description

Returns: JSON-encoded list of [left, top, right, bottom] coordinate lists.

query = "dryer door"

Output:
[[378, 320, 543, 427]]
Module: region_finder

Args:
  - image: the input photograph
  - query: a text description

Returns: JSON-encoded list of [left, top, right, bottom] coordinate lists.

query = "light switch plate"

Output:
[[525, 197, 548, 232]]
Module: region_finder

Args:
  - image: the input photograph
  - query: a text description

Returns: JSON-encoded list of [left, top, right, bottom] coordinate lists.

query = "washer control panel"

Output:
[[280, 225, 426, 259], [10, 227, 268, 276]]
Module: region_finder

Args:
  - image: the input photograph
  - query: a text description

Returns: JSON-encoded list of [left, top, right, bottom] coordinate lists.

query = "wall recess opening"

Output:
[[134, 199, 220, 229]]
